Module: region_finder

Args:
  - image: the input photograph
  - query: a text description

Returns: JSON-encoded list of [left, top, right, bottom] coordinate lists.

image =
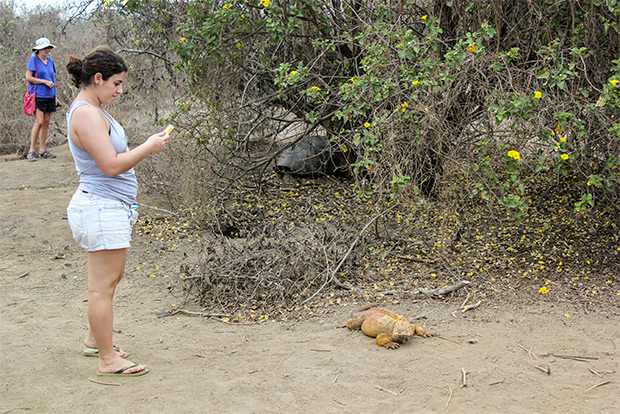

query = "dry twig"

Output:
[[534, 365, 551, 375], [585, 381, 610, 391], [15, 272, 29, 280], [419, 281, 471, 297], [304, 204, 396, 303], [461, 300, 482, 313], [434, 335, 462, 346], [588, 367, 603, 378], [375, 385, 397, 396], [461, 368, 467, 388], [548, 353, 598, 362], [168, 308, 228, 318], [518, 344, 537, 361]]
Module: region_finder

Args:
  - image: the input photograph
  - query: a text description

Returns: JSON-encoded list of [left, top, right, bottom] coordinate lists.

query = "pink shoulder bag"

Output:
[[23, 56, 38, 116]]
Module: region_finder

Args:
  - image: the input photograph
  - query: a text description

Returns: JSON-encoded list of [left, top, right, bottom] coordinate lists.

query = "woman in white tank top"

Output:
[[65, 46, 170, 377]]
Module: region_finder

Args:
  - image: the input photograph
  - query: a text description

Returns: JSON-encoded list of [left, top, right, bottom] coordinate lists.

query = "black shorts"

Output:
[[35, 97, 57, 113]]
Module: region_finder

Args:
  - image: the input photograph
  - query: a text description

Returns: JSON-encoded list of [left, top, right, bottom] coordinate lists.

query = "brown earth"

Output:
[[1, 143, 619, 413]]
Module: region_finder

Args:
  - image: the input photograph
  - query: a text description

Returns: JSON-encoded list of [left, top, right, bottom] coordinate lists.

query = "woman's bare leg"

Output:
[[87, 248, 146, 374], [29, 110, 44, 153], [38, 112, 51, 153]]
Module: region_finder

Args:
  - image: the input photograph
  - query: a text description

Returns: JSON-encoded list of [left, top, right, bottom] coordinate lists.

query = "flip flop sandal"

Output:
[[83, 345, 129, 358], [97, 364, 149, 377]]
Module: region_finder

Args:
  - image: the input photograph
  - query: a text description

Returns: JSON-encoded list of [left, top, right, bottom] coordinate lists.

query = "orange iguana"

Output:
[[345, 304, 434, 349]]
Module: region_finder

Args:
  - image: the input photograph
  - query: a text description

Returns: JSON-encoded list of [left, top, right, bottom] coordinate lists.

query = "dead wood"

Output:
[[585, 381, 610, 391], [461, 300, 482, 313], [418, 280, 471, 297]]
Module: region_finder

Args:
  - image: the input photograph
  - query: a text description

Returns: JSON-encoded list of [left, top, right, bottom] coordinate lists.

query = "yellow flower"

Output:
[[290, 70, 297, 76], [561, 153, 569, 160], [507, 150, 521, 161], [467, 43, 476, 53], [260, 0, 270, 6], [412, 80, 419, 85], [180, 37, 186, 42], [534, 91, 542, 99], [421, 15, 427, 20], [364, 122, 370, 128], [311, 86, 321, 91], [610, 79, 618, 87], [539, 286, 549, 294]]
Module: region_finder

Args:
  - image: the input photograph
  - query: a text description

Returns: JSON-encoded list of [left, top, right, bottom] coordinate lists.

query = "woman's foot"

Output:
[[38, 150, 56, 159], [97, 359, 148, 377], [27, 151, 38, 162], [83, 345, 129, 358], [84, 339, 128, 358]]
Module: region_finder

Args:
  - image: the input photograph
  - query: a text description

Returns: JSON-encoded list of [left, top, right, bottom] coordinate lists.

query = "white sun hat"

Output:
[[32, 37, 56, 51]]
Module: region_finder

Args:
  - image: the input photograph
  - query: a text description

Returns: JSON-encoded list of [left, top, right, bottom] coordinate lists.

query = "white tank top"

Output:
[[66, 101, 138, 204]]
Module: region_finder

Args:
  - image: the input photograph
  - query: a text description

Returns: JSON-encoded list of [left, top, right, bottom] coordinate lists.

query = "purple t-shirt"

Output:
[[27, 54, 56, 98]]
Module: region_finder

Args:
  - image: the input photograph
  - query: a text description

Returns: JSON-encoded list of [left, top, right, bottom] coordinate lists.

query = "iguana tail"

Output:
[[350, 303, 379, 317]]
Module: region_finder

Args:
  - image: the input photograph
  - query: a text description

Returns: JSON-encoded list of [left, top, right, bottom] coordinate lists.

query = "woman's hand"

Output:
[[46, 80, 55, 88], [146, 132, 170, 154]]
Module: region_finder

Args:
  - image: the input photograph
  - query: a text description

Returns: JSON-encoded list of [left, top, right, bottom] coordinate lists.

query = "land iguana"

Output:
[[345, 304, 434, 349]]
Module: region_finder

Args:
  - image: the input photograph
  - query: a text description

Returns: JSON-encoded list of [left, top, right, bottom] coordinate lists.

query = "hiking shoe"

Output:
[[27, 151, 38, 162], [39, 150, 56, 159]]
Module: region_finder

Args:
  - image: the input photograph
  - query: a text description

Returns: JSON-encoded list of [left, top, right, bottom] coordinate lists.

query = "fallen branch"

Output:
[[461, 300, 482, 313], [588, 367, 603, 378], [168, 308, 263, 325], [554, 353, 598, 360], [418, 281, 471, 297], [534, 365, 551, 375], [518, 344, 537, 361], [375, 385, 397, 396], [218, 318, 264, 326], [489, 367, 504, 385], [542, 353, 598, 362], [15, 271, 29, 280], [585, 381, 610, 391], [168, 308, 229, 318], [460, 368, 467, 388], [434, 335, 462, 346], [460, 291, 470, 309]]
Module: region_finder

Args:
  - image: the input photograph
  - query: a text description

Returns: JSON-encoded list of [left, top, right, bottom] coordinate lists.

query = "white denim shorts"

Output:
[[67, 190, 138, 252]]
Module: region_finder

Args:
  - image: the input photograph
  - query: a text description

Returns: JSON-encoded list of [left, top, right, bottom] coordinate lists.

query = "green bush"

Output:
[[99, 0, 620, 221]]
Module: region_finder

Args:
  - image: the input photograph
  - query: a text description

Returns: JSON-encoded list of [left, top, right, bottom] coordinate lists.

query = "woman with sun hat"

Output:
[[25, 37, 59, 162]]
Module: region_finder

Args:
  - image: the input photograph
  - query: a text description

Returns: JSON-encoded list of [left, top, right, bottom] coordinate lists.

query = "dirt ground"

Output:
[[1, 143, 619, 414]]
